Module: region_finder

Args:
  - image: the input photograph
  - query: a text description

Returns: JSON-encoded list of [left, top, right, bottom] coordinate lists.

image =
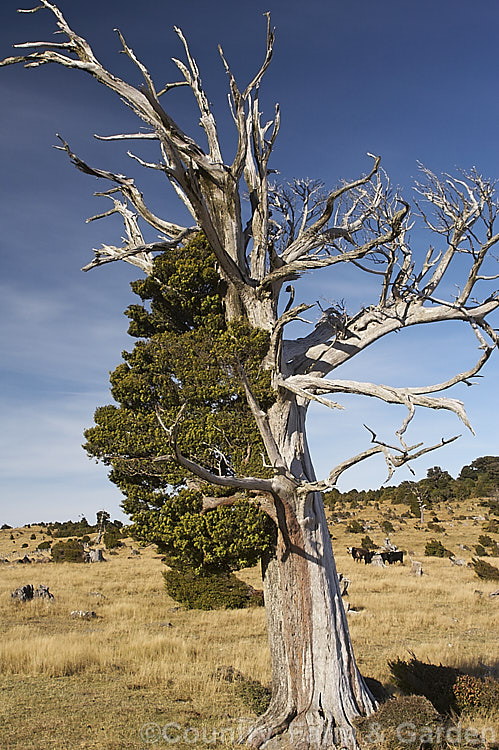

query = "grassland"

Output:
[[0, 496, 498, 749]]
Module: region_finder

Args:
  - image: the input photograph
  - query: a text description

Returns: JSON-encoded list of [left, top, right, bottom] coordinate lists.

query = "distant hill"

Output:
[[324, 456, 499, 516]]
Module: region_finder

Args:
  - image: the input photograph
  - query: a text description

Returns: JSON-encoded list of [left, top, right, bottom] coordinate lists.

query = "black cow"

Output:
[[380, 550, 404, 564], [348, 546, 374, 564]]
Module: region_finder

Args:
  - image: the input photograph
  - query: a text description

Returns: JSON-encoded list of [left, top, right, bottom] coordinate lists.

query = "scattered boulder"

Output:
[[88, 591, 106, 599], [410, 560, 423, 576], [449, 556, 466, 566], [71, 610, 97, 619], [130, 548, 140, 556], [16, 555, 32, 564], [11, 583, 54, 601], [11, 584, 34, 602]]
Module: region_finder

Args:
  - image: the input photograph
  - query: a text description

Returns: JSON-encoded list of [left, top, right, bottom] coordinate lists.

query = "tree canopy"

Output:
[[84, 233, 274, 574]]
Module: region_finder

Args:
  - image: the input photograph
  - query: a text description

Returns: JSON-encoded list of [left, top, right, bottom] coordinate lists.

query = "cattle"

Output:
[[347, 546, 373, 564], [379, 550, 404, 565]]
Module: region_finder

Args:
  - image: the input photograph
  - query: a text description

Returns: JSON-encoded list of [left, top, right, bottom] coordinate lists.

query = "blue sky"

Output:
[[1, 0, 498, 526]]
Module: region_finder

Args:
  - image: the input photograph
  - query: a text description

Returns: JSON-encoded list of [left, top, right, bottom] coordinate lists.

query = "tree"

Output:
[[84, 234, 275, 577], [3, 4, 499, 748]]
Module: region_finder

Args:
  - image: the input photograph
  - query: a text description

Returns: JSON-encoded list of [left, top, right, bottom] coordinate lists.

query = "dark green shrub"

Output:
[[354, 695, 445, 750], [388, 654, 460, 713], [483, 519, 499, 534], [80, 535, 90, 544], [381, 520, 395, 534], [1, 524, 12, 530], [477, 534, 494, 548], [163, 569, 263, 610], [37, 540, 51, 550], [10, 534, 14, 540], [346, 520, 364, 534], [21, 543, 28, 548], [103, 529, 123, 549], [471, 557, 499, 580], [51, 539, 86, 563], [474, 544, 487, 557], [216, 667, 271, 715], [361, 535, 377, 550], [424, 539, 452, 558], [30, 533, 36, 540], [427, 522, 445, 533], [453, 673, 499, 712]]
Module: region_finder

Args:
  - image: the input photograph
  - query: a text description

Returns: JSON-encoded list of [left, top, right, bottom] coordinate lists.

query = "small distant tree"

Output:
[[5, 5, 499, 747]]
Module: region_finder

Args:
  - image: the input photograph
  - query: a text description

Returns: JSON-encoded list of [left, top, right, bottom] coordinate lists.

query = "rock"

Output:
[[34, 584, 54, 600], [449, 557, 466, 566], [410, 561, 423, 576], [88, 591, 106, 598], [130, 548, 140, 555], [71, 610, 97, 619], [11, 584, 34, 601]]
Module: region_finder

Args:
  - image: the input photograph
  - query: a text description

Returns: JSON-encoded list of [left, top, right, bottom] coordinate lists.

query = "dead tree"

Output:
[[3, 4, 499, 748]]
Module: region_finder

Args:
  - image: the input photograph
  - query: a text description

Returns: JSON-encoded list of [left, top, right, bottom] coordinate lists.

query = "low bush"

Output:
[[381, 520, 395, 534], [36, 540, 51, 550], [424, 539, 452, 558], [474, 544, 487, 557], [354, 695, 445, 750], [346, 520, 364, 534], [164, 569, 264, 610], [51, 539, 86, 563], [453, 673, 499, 712], [103, 529, 123, 549], [361, 535, 377, 550], [471, 557, 499, 580], [388, 654, 460, 713]]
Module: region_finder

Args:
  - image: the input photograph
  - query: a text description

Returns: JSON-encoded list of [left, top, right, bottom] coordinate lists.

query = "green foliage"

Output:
[[453, 674, 499, 712], [21, 543, 28, 548], [163, 568, 263, 610], [48, 518, 97, 538], [37, 540, 51, 550], [51, 539, 86, 563], [332, 456, 499, 510], [103, 529, 123, 549], [474, 544, 487, 557], [361, 535, 377, 550], [1, 524, 12, 530], [84, 234, 275, 578], [388, 655, 460, 714], [471, 557, 499, 580], [30, 533, 36, 540], [424, 539, 452, 558], [216, 667, 271, 714], [134, 489, 273, 574], [346, 519, 364, 534], [381, 520, 395, 534]]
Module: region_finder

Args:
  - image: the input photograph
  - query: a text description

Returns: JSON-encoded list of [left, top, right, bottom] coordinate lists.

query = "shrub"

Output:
[[21, 543, 28, 549], [474, 544, 487, 557], [381, 520, 395, 534], [354, 695, 445, 750], [216, 667, 271, 715], [471, 557, 499, 580], [80, 535, 90, 544], [483, 519, 499, 534], [427, 522, 445, 533], [30, 533, 36, 540], [51, 539, 86, 563], [453, 673, 499, 712], [346, 520, 364, 534], [37, 540, 51, 550], [163, 569, 263, 610], [1, 524, 12, 530], [103, 529, 123, 549], [361, 535, 377, 550], [388, 654, 460, 713], [424, 539, 452, 558]]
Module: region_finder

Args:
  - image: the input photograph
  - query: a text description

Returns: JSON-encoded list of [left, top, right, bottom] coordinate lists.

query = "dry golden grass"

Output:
[[0, 500, 498, 748]]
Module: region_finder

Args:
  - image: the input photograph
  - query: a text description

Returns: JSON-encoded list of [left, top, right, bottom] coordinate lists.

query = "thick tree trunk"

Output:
[[241, 398, 377, 749]]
